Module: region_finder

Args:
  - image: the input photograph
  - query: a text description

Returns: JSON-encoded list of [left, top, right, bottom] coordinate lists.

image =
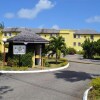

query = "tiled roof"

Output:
[[3, 28, 59, 33], [74, 29, 100, 34], [7, 31, 49, 43]]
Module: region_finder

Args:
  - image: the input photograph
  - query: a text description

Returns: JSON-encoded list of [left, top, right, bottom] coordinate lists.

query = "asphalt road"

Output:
[[0, 62, 100, 100]]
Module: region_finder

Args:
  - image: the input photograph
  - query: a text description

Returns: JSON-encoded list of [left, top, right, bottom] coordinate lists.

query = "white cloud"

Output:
[[17, 0, 55, 19], [52, 25, 59, 29], [86, 16, 100, 23], [4, 13, 15, 18]]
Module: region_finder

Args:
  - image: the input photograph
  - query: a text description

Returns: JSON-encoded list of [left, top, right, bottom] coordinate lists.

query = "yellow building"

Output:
[[0, 28, 20, 52], [0, 28, 100, 53], [59, 29, 100, 51], [37, 29, 100, 51]]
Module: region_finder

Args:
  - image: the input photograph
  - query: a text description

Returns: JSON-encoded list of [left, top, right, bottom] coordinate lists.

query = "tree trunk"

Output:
[[56, 53, 58, 64]]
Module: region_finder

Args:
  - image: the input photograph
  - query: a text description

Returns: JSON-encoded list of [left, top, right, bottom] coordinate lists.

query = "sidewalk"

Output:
[[66, 54, 100, 65]]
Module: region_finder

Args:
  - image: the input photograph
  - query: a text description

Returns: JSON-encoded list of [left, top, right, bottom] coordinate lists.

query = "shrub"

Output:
[[91, 77, 100, 90], [45, 61, 50, 67], [89, 77, 100, 100], [21, 52, 33, 67], [76, 50, 84, 55], [0, 52, 3, 61], [7, 57, 19, 67], [7, 52, 33, 67], [67, 47, 76, 55]]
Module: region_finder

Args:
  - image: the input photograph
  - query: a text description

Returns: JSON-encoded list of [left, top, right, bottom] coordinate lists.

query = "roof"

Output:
[[7, 31, 49, 43], [3, 28, 59, 33], [3, 28, 21, 32], [40, 29, 59, 33], [74, 29, 100, 34]]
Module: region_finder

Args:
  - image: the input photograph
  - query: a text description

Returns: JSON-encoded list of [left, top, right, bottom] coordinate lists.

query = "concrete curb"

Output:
[[0, 63, 69, 73], [68, 60, 100, 65], [83, 86, 93, 100]]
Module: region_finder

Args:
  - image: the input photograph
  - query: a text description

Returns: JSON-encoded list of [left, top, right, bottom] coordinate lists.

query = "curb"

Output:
[[0, 63, 69, 73], [68, 60, 100, 65], [83, 86, 93, 100]]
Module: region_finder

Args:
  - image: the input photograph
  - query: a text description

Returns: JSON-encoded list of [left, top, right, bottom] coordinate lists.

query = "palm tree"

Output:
[[0, 22, 4, 29], [48, 36, 67, 63]]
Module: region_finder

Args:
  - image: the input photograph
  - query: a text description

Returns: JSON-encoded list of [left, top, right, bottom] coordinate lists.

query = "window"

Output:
[[84, 36, 86, 38], [78, 35, 80, 38], [73, 42, 76, 46], [73, 34, 76, 38], [8, 33, 12, 36], [78, 42, 81, 46], [50, 34, 52, 37], [4, 33, 7, 36], [90, 35, 94, 40]]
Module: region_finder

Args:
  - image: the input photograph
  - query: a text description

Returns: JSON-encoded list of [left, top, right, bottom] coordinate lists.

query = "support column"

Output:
[[39, 45, 42, 66]]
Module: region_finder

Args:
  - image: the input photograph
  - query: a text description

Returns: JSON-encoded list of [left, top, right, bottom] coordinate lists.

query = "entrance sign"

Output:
[[13, 45, 26, 55]]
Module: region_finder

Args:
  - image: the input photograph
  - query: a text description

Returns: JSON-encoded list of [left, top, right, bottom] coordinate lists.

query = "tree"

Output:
[[82, 38, 95, 59], [0, 22, 4, 29], [47, 36, 67, 63], [94, 39, 100, 56]]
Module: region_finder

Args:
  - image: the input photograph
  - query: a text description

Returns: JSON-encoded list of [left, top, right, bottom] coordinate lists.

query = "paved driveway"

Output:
[[0, 62, 100, 100]]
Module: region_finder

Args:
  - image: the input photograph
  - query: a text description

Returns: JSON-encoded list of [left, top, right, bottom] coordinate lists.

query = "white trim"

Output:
[[83, 86, 93, 100], [0, 63, 69, 74]]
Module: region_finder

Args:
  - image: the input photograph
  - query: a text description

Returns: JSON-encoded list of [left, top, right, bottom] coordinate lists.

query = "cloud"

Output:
[[4, 13, 15, 18], [17, 0, 55, 19], [86, 16, 100, 23], [52, 25, 60, 29]]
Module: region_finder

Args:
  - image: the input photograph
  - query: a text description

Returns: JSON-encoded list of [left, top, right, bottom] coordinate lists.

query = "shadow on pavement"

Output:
[[0, 86, 13, 99], [55, 70, 92, 82], [0, 73, 3, 76]]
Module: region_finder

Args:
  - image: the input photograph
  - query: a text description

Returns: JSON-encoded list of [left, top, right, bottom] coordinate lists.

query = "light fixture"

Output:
[[24, 42, 28, 45], [2, 38, 7, 43]]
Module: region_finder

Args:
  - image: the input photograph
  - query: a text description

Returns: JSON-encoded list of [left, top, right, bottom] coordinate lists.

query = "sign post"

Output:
[[13, 45, 26, 66]]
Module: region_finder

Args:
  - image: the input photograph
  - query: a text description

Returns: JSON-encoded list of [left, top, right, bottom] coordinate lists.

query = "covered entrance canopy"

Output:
[[7, 31, 49, 67]]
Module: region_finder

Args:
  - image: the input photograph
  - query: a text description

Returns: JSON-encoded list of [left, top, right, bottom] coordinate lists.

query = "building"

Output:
[[7, 30, 48, 67], [59, 29, 100, 51], [0, 28, 100, 53]]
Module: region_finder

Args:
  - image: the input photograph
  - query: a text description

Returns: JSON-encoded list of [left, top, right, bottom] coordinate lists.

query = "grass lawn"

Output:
[[0, 66, 28, 71], [94, 55, 100, 60], [0, 58, 68, 71], [44, 57, 68, 68]]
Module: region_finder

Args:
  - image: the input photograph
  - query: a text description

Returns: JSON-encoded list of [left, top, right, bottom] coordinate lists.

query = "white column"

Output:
[[39, 45, 42, 66]]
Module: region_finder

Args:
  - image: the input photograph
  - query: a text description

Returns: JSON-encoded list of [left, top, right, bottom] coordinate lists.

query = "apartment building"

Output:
[[0, 28, 100, 53]]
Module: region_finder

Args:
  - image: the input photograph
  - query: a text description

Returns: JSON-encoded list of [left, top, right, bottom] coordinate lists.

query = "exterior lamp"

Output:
[[2, 38, 7, 66], [24, 42, 28, 45]]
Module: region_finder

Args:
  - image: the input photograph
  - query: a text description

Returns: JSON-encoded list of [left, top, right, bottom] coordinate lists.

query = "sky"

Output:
[[0, 0, 100, 31]]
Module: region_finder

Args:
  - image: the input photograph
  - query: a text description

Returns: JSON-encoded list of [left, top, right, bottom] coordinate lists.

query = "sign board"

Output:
[[13, 45, 26, 55]]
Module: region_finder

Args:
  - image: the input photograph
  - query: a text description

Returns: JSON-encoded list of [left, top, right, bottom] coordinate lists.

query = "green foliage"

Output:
[[7, 57, 19, 67], [76, 50, 84, 55], [7, 52, 33, 67], [45, 61, 50, 67], [0, 52, 3, 61], [0, 22, 4, 29], [82, 39, 100, 59], [94, 39, 100, 56], [89, 77, 100, 100], [0, 66, 28, 71], [67, 47, 76, 55], [44, 57, 67, 68], [20, 52, 33, 67], [82, 38, 95, 59], [91, 77, 100, 90], [47, 36, 67, 63]]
